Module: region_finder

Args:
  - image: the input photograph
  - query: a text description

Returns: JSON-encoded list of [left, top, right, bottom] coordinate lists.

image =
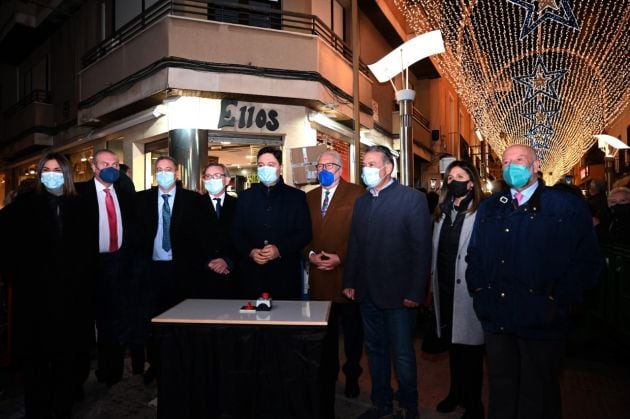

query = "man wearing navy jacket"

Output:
[[467, 144, 602, 419], [343, 145, 431, 419]]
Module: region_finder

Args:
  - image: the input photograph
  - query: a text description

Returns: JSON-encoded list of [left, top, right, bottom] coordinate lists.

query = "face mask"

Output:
[[610, 203, 630, 217], [361, 167, 382, 189], [99, 167, 120, 183], [156, 171, 175, 189], [41, 172, 64, 190], [257, 166, 278, 185], [447, 180, 470, 197], [318, 170, 335, 187], [204, 179, 224, 195], [502, 163, 532, 189]]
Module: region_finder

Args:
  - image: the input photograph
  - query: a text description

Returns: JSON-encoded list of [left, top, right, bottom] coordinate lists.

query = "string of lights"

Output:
[[395, 0, 629, 181]]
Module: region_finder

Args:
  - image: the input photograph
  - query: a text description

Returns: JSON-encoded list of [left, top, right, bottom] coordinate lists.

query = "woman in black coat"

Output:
[[0, 152, 94, 418]]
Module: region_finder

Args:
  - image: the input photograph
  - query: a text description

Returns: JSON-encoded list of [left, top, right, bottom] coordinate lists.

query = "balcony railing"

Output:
[[82, 0, 369, 75], [3, 90, 52, 117]]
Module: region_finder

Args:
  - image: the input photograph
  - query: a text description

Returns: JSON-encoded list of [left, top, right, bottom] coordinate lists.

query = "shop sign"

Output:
[[218, 99, 280, 131]]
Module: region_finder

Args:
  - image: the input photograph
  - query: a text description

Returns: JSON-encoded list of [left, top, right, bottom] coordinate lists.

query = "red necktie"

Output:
[[104, 188, 118, 252], [515, 192, 523, 206]]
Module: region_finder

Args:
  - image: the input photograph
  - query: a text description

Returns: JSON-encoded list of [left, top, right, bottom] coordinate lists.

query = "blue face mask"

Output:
[[257, 166, 279, 185], [361, 167, 382, 188], [156, 171, 176, 189], [502, 163, 532, 189], [41, 172, 64, 190], [204, 179, 224, 195], [318, 170, 335, 187], [99, 167, 120, 184]]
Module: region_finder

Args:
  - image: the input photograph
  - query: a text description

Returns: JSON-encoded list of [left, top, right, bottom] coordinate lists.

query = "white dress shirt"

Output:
[[153, 187, 176, 261], [95, 179, 123, 253]]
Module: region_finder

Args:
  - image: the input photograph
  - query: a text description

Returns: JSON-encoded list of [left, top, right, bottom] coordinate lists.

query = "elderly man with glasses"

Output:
[[304, 150, 366, 418]]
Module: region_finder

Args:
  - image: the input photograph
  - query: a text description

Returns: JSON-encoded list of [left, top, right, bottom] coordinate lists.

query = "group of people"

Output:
[[0, 142, 604, 419]]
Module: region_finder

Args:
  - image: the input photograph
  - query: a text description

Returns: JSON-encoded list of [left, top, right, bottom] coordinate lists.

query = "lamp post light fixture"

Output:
[[368, 30, 445, 187]]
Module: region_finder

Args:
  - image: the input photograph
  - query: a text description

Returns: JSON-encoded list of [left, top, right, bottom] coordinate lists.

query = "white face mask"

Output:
[[41, 172, 64, 190], [361, 167, 382, 188], [156, 171, 175, 189], [204, 179, 224, 195], [257, 166, 279, 186]]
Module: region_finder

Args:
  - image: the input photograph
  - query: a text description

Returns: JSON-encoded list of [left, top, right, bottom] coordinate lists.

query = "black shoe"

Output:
[[436, 395, 459, 413], [344, 378, 360, 398], [143, 367, 156, 385]]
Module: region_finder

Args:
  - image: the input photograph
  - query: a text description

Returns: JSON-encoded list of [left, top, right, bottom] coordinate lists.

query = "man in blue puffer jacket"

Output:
[[466, 144, 602, 419]]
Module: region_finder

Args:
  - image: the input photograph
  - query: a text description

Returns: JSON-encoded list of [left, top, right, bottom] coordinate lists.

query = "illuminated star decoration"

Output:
[[525, 126, 553, 150], [513, 56, 568, 102], [522, 100, 558, 134], [507, 0, 580, 40]]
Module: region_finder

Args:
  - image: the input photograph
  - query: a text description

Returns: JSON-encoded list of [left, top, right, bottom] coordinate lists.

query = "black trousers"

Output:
[[145, 260, 181, 378], [23, 352, 75, 419], [485, 332, 565, 419], [318, 301, 364, 419], [446, 343, 484, 411]]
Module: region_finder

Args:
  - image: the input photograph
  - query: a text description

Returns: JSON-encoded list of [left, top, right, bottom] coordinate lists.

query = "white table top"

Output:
[[152, 299, 331, 326]]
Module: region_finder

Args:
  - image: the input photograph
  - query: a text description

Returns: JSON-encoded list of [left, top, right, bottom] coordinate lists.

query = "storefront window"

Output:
[[68, 148, 94, 182]]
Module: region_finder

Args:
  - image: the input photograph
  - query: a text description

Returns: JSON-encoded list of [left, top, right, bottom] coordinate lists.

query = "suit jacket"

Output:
[[75, 178, 137, 254], [196, 193, 239, 298], [76, 178, 138, 342], [135, 185, 206, 282], [305, 179, 364, 302]]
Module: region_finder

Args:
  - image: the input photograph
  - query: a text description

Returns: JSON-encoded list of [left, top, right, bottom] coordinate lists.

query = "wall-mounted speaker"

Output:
[[431, 129, 440, 141]]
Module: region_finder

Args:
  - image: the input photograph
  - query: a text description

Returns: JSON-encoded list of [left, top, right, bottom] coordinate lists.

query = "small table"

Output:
[[152, 299, 331, 419]]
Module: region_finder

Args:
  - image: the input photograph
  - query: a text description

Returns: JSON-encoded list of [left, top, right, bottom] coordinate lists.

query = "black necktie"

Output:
[[214, 198, 221, 219]]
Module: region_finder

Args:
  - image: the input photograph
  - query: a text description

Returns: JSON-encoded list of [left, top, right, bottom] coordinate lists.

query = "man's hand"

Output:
[[309, 251, 340, 271], [260, 244, 280, 260], [403, 298, 420, 308], [342, 288, 355, 300], [208, 258, 230, 275], [250, 248, 268, 265]]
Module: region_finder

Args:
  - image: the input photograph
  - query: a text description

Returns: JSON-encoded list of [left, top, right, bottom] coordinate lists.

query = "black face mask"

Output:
[[447, 180, 470, 198], [610, 203, 630, 217]]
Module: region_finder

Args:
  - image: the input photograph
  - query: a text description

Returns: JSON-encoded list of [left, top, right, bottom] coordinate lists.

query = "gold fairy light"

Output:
[[395, 0, 630, 181]]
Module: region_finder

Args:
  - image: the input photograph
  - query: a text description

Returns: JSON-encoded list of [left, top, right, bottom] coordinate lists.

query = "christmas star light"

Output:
[[513, 56, 568, 102], [507, 0, 580, 40], [394, 0, 629, 182]]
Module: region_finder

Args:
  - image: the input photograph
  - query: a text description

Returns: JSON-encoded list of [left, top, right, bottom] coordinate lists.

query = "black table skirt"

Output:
[[155, 323, 326, 419]]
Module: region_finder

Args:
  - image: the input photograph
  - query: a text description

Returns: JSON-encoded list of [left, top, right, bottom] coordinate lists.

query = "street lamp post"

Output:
[[368, 30, 444, 187]]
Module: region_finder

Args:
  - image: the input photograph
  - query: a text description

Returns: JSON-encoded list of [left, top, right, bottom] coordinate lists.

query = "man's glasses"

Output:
[[203, 173, 227, 180], [315, 163, 340, 171]]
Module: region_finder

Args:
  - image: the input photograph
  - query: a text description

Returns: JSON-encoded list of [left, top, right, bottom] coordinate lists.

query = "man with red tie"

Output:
[[76, 149, 138, 388]]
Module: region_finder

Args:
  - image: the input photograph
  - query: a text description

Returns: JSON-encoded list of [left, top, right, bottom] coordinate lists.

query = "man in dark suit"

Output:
[[232, 146, 312, 300], [304, 150, 365, 418], [135, 155, 206, 384], [76, 149, 138, 388], [196, 163, 238, 298]]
